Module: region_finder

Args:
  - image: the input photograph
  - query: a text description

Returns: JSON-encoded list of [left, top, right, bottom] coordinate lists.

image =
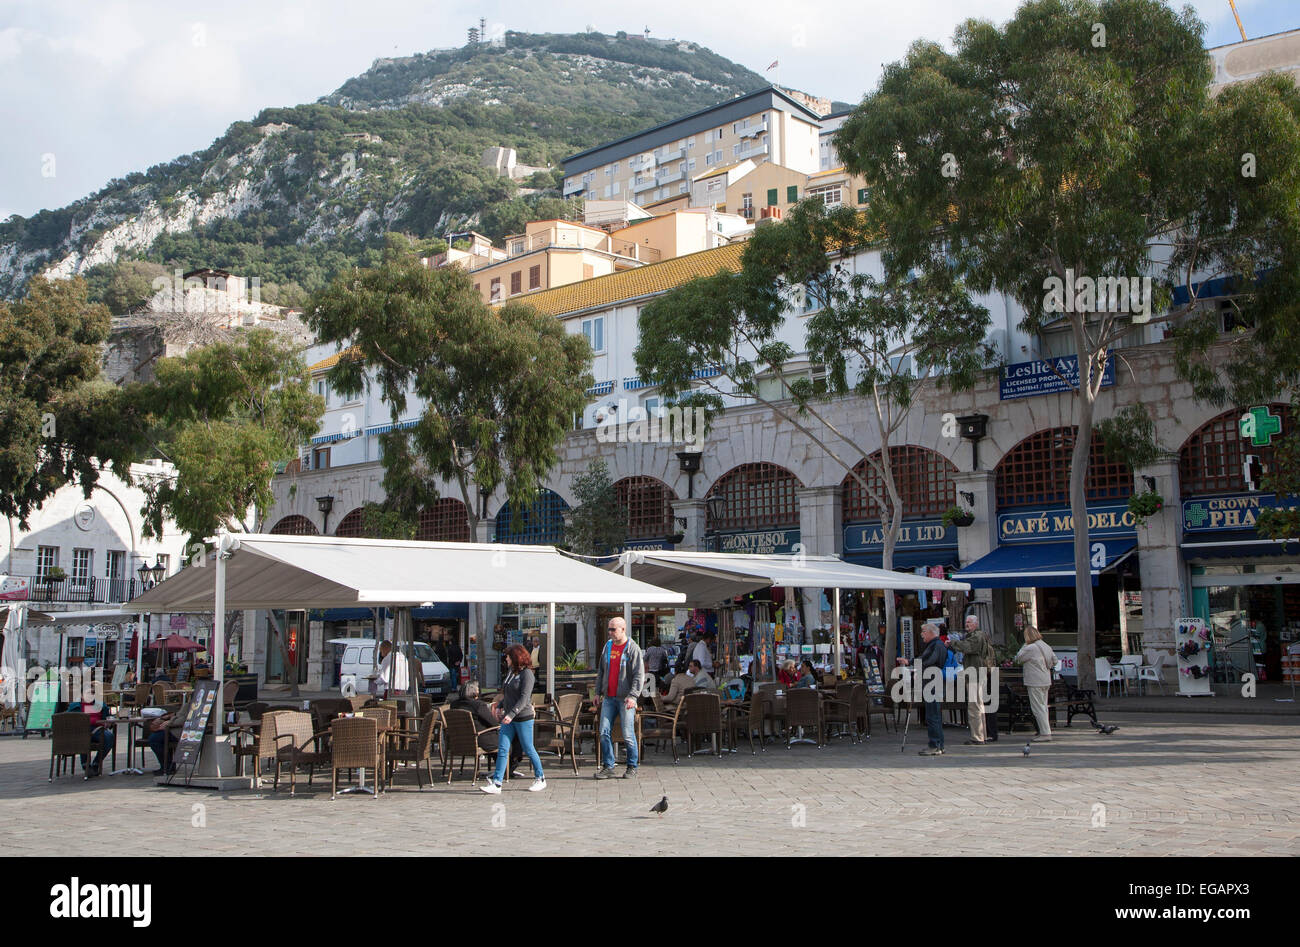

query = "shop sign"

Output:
[[0, 576, 30, 601], [1182, 492, 1298, 533], [998, 502, 1137, 543], [842, 518, 955, 554], [1239, 406, 1282, 446], [169, 614, 187, 630], [623, 538, 676, 551], [999, 353, 1114, 401], [718, 529, 799, 555]]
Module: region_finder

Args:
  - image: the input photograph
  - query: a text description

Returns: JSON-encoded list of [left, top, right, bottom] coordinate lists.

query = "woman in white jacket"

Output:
[[1015, 625, 1056, 741]]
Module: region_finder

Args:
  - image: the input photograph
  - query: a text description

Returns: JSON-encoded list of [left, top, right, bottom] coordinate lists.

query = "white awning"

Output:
[[128, 535, 687, 611], [611, 550, 969, 607]]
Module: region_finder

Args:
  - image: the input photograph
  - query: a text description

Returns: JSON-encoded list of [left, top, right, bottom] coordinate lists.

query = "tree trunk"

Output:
[[1071, 323, 1099, 692]]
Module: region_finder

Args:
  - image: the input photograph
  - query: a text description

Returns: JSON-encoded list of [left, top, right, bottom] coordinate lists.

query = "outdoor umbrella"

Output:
[[147, 633, 202, 653]]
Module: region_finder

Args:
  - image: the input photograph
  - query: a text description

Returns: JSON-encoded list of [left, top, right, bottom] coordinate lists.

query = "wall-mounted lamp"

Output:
[[956, 413, 990, 470], [676, 450, 703, 498], [1142, 475, 1157, 493], [959, 491, 975, 507], [316, 495, 335, 534]]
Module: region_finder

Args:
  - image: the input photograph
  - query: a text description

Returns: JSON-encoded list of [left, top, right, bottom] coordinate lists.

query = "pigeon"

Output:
[[650, 796, 668, 817], [1022, 742, 1031, 757], [1096, 724, 1120, 735]]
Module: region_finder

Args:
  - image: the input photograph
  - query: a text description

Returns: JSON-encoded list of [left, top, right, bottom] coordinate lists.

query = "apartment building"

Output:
[[427, 212, 747, 306], [562, 87, 823, 203], [818, 108, 853, 170]]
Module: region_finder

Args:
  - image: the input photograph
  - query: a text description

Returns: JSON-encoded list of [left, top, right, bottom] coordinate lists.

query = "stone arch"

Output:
[[333, 507, 367, 538], [706, 462, 802, 532], [841, 446, 958, 522], [994, 426, 1131, 509], [613, 476, 678, 540], [1178, 402, 1291, 498], [416, 498, 471, 542], [494, 489, 569, 545], [269, 514, 319, 536]]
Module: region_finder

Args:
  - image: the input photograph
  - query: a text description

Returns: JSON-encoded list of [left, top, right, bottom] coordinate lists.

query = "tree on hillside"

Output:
[[0, 277, 146, 528], [834, 0, 1300, 688], [636, 199, 992, 671], [135, 327, 324, 546], [306, 250, 592, 681]]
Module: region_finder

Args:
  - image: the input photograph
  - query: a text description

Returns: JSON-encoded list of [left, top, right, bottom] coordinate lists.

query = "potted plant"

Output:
[[941, 505, 976, 528], [1127, 490, 1164, 527], [551, 647, 597, 693]]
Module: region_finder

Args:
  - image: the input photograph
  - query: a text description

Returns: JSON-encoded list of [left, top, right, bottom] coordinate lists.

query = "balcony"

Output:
[[655, 169, 684, 185], [632, 177, 659, 194], [739, 121, 768, 139], [563, 178, 585, 196], [16, 576, 147, 605], [659, 147, 683, 162]]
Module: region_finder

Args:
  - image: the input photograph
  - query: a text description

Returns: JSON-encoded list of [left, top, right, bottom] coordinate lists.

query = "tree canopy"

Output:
[[834, 0, 1300, 686]]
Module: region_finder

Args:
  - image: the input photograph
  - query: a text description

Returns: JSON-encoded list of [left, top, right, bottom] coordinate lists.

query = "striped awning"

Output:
[[365, 419, 420, 436], [586, 380, 615, 396], [310, 431, 360, 445]]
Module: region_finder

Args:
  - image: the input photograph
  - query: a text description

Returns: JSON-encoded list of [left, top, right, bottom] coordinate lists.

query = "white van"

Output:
[[330, 638, 453, 702]]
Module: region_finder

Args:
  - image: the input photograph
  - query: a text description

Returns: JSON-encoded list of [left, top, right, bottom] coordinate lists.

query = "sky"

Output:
[[1, 0, 1296, 221]]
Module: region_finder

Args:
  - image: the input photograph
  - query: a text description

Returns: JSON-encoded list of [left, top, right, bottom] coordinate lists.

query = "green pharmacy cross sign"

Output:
[[1240, 406, 1282, 447]]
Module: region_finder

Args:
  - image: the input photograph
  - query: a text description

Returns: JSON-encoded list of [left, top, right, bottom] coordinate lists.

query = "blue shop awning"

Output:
[[953, 540, 1136, 589], [843, 548, 959, 571], [1181, 532, 1300, 559]]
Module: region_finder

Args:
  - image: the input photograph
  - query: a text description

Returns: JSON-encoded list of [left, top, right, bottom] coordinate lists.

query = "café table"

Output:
[[107, 715, 149, 775]]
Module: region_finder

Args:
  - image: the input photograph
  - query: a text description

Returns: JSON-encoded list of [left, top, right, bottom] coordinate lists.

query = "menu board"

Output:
[[172, 679, 218, 772], [863, 656, 885, 696]]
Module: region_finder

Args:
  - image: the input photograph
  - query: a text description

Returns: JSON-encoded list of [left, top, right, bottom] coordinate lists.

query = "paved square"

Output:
[[2, 712, 1296, 856]]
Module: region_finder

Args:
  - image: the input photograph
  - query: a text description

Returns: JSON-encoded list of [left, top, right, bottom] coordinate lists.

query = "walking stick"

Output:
[[899, 702, 912, 752]]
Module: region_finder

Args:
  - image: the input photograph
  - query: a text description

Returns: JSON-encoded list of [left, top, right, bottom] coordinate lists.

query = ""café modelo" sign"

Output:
[[998, 502, 1138, 543]]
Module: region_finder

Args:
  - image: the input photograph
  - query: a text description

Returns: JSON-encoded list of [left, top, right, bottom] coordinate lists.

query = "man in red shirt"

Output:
[[594, 617, 645, 779]]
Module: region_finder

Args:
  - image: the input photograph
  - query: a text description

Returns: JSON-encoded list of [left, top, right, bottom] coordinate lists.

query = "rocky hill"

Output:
[[0, 31, 768, 304]]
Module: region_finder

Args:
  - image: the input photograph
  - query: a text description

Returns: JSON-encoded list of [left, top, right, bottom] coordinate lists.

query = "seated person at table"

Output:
[[664, 660, 715, 709], [147, 694, 192, 775], [777, 660, 799, 689], [66, 694, 113, 777], [790, 661, 818, 689], [451, 683, 522, 770]]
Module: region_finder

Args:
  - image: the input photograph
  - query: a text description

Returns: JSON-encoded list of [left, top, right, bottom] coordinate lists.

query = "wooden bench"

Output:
[[1003, 681, 1098, 732]]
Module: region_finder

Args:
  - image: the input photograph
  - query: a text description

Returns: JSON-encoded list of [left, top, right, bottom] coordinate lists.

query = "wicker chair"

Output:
[[150, 681, 167, 707], [330, 716, 382, 800], [534, 692, 583, 774], [441, 708, 498, 784], [271, 711, 331, 796], [386, 712, 438, 790], [784, 688, 824, 747], [233, 710, 286, 783], [121, 683, 150, 715], [726, 692, 763, 754], [823, 683, 863, 744], [680, 691, 725, 758], [49, 713, 92, 781]]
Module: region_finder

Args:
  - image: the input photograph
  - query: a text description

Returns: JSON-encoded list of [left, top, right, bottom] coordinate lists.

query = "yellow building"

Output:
[[436, 211, 746, 305], [721, 163, 870, 221]]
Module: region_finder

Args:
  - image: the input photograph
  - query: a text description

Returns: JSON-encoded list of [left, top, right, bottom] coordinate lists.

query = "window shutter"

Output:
[[767, 188, 778, 207], [787, 185, 798, 203], [858, 188, 869, 203]]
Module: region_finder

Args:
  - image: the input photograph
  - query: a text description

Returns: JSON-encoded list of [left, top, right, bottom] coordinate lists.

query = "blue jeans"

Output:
[[924, 700, 944, 749], [599, 697, 638, 770], [491, 719, 543, 784]]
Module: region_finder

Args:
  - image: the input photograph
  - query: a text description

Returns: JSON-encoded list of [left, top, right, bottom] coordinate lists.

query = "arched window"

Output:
[[615, 476, 677, 540], [1179, 403, 1291, 497], [269, 514, 319, 535], [841, 446, 957, 521], [333, 507, 367, 538], [495, 489, 569, 545], [416, 499, 471, 543], [995, 427, 1130, 509], [706, 463, 801, 531]]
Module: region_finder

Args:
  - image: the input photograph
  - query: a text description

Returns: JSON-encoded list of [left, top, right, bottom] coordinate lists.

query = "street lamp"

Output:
[[316, 495, 335, 534], [956, 413, 990, 470], [676, 450, 703, 498], [705, 494, 728, 553]]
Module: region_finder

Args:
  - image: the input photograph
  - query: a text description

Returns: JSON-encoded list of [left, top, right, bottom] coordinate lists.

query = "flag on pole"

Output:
[[767, 60, 779, 71]]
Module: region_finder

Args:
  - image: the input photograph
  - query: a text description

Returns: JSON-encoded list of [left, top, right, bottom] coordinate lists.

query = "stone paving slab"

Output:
[[1, 712, 1296, 857]]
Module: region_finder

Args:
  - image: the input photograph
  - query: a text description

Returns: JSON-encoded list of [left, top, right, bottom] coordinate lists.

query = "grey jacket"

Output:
[[496, 668, 536, 722], [595, 638, 646, 702]]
